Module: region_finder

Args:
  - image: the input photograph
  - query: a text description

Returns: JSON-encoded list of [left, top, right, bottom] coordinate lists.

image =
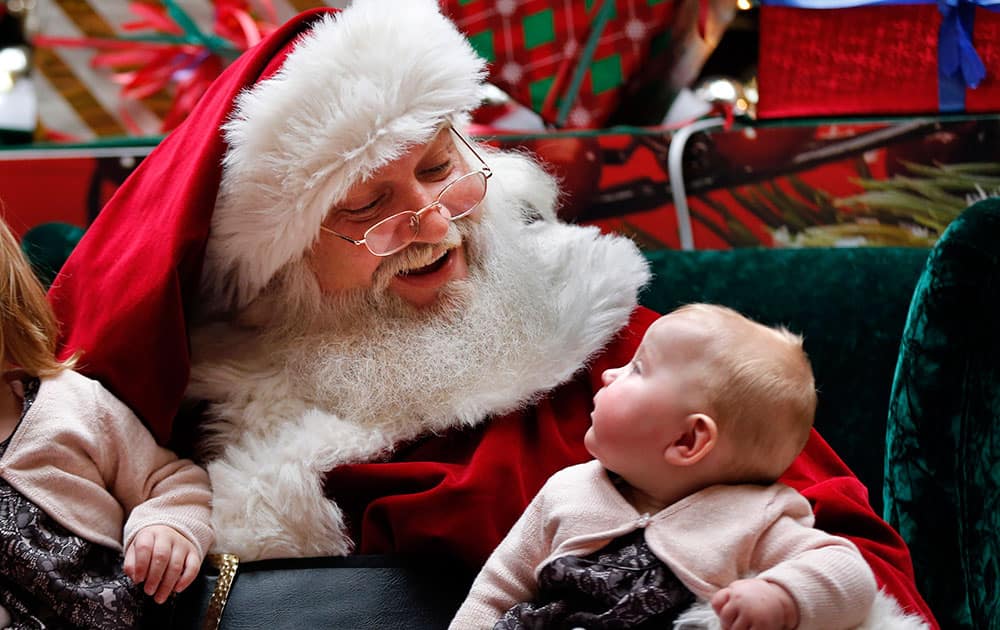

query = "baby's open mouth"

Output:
[[398, 249, 451, 276]]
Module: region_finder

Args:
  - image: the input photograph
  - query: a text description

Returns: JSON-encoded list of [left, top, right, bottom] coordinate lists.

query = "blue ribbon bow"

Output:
[[938, 0, 988, 89]]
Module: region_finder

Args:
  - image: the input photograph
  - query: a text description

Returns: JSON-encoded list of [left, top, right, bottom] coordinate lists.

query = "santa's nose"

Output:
[[402, 179, 449, 244], [410, 202, 451, 244]]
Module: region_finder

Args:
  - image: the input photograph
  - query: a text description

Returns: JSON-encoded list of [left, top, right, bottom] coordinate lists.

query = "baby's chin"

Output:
[[582, 427, 600, 461]]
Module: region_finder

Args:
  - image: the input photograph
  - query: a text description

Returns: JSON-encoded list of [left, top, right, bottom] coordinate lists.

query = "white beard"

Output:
[[188, 152, 650, 560]]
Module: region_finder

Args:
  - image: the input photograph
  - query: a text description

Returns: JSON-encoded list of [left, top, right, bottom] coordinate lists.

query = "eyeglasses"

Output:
[[320, 128, 493, 257]]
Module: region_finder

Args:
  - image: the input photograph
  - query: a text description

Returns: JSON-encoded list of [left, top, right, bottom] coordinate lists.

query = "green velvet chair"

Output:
[[22, 200, 1000, 629], [20, 222, 86, 289], [883, 199, 1000, 630]]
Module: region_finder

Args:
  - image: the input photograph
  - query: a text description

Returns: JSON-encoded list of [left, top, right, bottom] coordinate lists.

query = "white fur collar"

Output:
[[191, 214, 649, 558]]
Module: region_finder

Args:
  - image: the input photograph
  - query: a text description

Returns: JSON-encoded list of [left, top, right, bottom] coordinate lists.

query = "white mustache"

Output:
[[371, 222, 465, 286]]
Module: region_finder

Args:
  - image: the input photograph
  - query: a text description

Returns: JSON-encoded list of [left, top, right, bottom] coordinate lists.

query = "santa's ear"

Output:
[[664, 413, 717, 466]]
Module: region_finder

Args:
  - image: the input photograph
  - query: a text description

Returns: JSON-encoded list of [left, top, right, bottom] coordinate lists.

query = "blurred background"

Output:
[[1, 0, 998, 254]]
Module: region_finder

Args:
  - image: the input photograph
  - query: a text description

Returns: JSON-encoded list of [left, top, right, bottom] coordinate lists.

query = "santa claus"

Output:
[[48, 0, 935, 626]]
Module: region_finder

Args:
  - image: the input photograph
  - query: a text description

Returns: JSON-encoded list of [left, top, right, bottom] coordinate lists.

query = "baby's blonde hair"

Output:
[[672, 303, 816, 482], [0, 217, 76, 376]]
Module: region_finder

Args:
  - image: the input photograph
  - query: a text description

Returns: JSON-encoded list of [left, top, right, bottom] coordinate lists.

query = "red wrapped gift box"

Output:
[[757, 3, 1000, 119]]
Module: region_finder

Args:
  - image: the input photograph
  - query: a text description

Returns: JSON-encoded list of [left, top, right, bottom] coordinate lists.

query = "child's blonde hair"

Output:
[[672, 303, 817, 482], [0, 218, 76, 376]]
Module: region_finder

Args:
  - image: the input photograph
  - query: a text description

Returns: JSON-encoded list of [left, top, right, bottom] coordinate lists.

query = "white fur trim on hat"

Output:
[[205, 0, 487, 313]]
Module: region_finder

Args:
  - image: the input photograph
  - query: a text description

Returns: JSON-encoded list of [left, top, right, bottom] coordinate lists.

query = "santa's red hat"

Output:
[[49, 0, 487, 444]]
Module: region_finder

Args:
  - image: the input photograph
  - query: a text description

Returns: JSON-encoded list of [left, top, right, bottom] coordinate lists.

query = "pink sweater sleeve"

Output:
[[92, 383, 214, 559], [753, 486, 877, 630]]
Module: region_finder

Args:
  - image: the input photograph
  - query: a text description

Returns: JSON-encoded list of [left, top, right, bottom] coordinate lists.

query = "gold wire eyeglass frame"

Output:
[[319, 127, 493, 256]]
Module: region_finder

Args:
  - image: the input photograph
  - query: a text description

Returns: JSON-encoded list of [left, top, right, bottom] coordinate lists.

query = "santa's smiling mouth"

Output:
[[398, 249, 452, 277], [388, 245, 468, 306]]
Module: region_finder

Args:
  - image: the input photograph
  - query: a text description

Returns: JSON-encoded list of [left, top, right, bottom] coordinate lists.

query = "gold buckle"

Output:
[[202, 553, 240, 630]]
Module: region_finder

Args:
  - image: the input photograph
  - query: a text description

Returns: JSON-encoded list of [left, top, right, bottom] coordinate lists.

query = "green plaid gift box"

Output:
[[444, 0, 679, 128]]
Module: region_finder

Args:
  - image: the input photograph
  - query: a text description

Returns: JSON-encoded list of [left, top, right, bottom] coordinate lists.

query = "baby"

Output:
[[0, 218, 213, 628], [451, 303, 877, 629]]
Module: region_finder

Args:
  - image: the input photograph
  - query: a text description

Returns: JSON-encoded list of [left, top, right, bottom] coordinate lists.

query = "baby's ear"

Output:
[[664, 413, 717, 466]]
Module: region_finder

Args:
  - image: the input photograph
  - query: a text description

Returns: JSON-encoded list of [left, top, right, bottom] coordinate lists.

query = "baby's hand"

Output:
[[124, 525, 201, 604], [711, 578, 799, 630]]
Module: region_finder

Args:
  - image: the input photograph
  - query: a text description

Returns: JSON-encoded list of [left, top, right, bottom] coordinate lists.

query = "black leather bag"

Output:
[[157, 554, 474, 630]]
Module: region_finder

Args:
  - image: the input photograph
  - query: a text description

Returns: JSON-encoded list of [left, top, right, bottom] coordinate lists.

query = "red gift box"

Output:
[[757, 3, 1000, 119]]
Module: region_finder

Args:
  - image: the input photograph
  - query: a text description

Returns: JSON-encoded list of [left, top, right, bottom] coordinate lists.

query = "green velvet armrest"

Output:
[[884, 198, 1000, 629]]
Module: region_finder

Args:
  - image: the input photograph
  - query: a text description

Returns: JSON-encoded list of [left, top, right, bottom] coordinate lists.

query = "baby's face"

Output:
[[585, 313, 716, 484]]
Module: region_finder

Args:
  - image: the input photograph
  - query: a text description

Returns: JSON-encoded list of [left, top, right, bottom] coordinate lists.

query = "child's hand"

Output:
[[124, 525, 201, 604], [711, 578, 799, 630]]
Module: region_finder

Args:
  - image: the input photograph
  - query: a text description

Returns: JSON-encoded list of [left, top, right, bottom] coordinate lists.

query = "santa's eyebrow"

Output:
[[427, 126, 453, 150]]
